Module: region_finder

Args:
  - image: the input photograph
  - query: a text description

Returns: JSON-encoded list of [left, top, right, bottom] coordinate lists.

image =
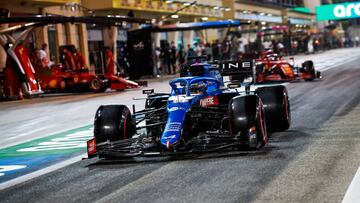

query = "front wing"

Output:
[[88, 132, 250, 158]]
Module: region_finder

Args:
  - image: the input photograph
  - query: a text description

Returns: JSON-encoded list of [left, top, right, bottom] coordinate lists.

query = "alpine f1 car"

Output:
[[242, 50, 321, 83], [87, 58, 291, 159]]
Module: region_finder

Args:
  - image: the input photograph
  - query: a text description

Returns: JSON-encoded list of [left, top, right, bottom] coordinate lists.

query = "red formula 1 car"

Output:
[[35, 45, 141, 93], [245, 50, 321, 83]]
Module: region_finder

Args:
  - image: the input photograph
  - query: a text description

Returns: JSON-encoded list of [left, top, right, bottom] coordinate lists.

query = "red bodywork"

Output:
[[2, 43, 141, 99], [253, 52, 320, 83], [34, 65, 97, 91], [0, 15, 154, 99], [34, 45, 142, 93], [3, 44, 43, 99]]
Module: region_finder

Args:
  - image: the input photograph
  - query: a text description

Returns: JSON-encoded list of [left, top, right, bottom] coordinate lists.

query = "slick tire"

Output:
[[255, 85, 290, 132], [94, 105, 135, 143], [303, 60, 316, 81], [229, 95, 267, 149], [90, 77, 107, 93]]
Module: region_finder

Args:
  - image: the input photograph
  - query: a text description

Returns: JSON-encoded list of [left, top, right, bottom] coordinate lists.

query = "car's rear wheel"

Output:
[[229, 95, 267, 149], [90, 77, 107, 93], [303, 60, 316, 81], [255, 85, 290, 132], [94, 105, 136, 144]]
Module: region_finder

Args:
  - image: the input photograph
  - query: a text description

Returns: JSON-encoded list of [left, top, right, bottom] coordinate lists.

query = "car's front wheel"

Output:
[[256, 85, 290, 132], [94, 105, 136, 144], [229, 95, 267, 149]]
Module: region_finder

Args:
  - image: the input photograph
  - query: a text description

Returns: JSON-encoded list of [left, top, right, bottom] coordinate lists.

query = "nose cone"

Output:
[[161, 122, 182, 147], [161, 101, 189, 149]]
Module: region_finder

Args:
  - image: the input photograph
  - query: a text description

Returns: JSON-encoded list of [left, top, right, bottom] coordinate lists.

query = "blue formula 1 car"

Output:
[[87, 58, 290, 159]]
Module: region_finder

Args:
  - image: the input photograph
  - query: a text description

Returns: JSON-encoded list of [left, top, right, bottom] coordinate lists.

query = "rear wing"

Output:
[[216, 59, 257, 88], [217, 60, 254, 76], [216, 59, 257, 85]]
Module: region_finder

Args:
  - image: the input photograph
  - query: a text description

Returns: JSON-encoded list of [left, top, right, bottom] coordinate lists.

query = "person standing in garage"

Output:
[[39, 43, 50, 67], [61, 47, 76, 71], [170, 41, 177, 74], [74, 48, 88, 71], [105, 47, 115, 75]]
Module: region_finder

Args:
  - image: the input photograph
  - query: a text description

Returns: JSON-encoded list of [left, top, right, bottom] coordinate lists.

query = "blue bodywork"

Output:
[[182, 60, 224, 86], [160, 77, 222, 148]]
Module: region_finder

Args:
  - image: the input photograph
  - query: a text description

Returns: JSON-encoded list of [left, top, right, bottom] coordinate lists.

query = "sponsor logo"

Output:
[[200, 96, 219, 108], [164, 122, 181, 132], [168, 107, 179, 112], [317, 2, 360, 21], [133, 41, 145, 50], [168, 96, 193, 103], [333, 3, 360, 18], [221, 61, 251, 69], [162, 134, 177, 139], [167, 106, 185, 112]]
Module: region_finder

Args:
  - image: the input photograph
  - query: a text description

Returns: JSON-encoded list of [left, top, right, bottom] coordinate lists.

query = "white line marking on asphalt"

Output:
[[0, 154, 86, 190], [342, 166, 360, 203]]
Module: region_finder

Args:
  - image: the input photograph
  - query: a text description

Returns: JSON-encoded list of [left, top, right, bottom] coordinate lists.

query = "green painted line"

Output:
[[0, 124, 93, 158], [0, 124, 95, 182]]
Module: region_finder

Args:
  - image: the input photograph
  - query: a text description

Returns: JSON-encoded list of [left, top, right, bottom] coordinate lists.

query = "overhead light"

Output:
[[243, 10, 248, 14], [267, 13, 272, 16], [183, 2, 191, 6], [247, 20, 251, 23], [261, 21, 266, 25], [171, 14, 179, 19], [225, 8, 231, 11], [201, 17, 208, 21], [214, 6, 219, 10], [165, 0, 173, 3], [259, 12, 265, 16], [220, 7, 225, 11]]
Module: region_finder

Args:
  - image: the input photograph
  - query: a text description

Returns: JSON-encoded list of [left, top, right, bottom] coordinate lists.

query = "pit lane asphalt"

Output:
[[1, 58, 360, 203]]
